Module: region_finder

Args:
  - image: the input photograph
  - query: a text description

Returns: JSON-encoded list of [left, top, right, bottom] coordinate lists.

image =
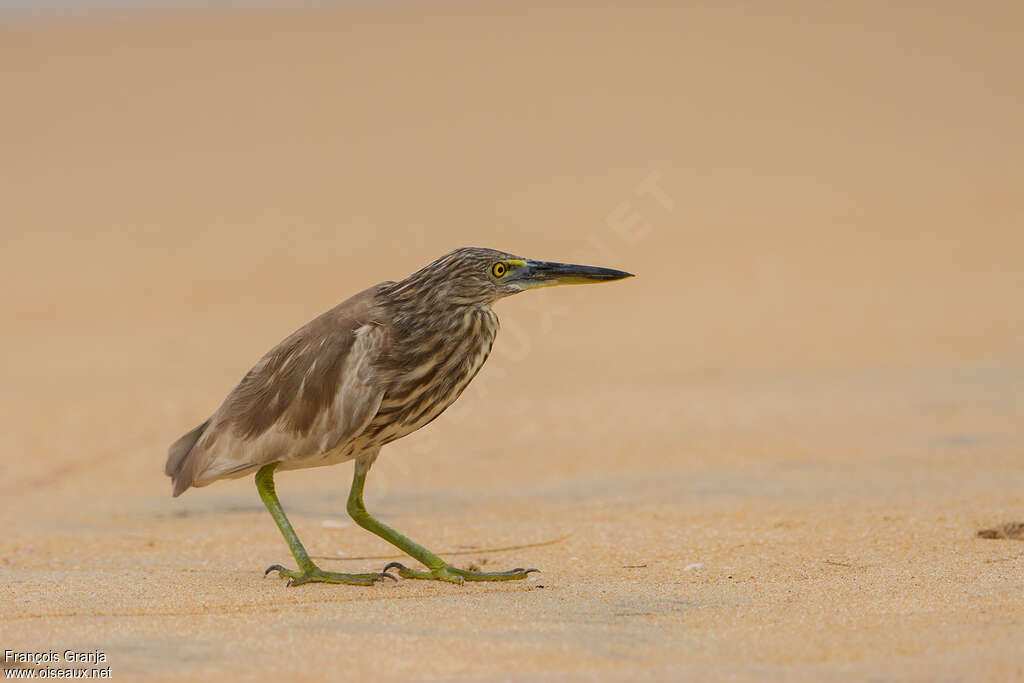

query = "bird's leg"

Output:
[[345, 457, 539, 584], [255, 463, 394, 587]]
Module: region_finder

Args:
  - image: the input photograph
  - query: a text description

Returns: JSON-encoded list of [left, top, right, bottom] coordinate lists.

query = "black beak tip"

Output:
[[603, 268, 635, 281], [526, 260, 635, 283]]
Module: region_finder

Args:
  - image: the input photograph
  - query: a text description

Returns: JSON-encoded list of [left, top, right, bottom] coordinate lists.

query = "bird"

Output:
[[165, 247, 633, 586]]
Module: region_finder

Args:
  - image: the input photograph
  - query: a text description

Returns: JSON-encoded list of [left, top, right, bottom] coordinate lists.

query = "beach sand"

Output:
[[2, 1, 1023, 679]]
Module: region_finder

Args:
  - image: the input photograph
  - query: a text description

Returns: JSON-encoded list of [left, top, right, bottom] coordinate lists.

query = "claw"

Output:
[[379, 560, 535, 583], [264, 564, 391, 587]]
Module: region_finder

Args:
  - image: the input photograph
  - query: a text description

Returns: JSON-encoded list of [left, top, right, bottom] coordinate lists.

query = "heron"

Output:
[[165, 247, 632, 586]]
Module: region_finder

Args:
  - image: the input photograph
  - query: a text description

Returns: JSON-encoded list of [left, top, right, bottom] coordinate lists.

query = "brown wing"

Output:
[[166, 284, 389, 496], [312, 322, 385, 454]]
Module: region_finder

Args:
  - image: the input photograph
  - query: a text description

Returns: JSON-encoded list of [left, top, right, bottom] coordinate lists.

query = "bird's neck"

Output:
[[377, 287, 495, 344], [372, 289, 499, 390]]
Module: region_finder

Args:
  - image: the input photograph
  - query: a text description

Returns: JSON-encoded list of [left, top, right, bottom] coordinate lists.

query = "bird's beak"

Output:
[[514, 259, 634, 290]]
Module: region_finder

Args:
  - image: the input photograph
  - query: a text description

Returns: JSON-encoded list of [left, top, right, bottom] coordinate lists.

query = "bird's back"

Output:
[[165, 284, 390, 496]]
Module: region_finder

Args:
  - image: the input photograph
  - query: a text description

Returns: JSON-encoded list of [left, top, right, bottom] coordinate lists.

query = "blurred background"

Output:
[[2, 0, 1022, 679], [3, 0, 1021, 480]]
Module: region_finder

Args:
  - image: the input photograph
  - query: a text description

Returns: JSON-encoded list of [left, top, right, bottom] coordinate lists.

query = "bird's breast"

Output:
[[362, 307, 498, 446]]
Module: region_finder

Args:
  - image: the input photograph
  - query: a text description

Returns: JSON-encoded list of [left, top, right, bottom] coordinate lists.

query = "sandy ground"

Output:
[[2, 1, 1023, 680]]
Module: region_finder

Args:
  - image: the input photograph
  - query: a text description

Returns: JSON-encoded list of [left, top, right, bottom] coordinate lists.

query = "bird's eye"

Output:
[[491, 262, 507, 278]]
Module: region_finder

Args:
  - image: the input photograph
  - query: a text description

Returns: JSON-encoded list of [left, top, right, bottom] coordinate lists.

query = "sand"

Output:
[[2, 1, 1023, 680]]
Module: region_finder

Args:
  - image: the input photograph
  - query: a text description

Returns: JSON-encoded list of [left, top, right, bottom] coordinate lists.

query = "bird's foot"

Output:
[[264, 564, 396, 587], [382, 561, 539, 584]]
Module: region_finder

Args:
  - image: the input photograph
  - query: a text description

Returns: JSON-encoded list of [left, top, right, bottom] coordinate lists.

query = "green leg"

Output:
[[346, 457, 539, 584], [255, 463, 394, 587]]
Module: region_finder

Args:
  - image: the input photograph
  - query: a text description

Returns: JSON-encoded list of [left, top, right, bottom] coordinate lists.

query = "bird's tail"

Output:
[[165, 418, 211, 497]]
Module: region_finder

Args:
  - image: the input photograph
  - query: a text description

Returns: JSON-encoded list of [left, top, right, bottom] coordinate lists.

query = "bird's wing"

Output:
[[172, 286, 389, 493], [315, 322, 385, 454]]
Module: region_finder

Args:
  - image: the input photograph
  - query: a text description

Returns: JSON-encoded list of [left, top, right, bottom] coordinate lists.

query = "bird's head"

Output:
[[387, 247, 633, 306]]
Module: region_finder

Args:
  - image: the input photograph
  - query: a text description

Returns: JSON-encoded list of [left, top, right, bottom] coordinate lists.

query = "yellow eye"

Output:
[[491, 262, 507, 278]]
